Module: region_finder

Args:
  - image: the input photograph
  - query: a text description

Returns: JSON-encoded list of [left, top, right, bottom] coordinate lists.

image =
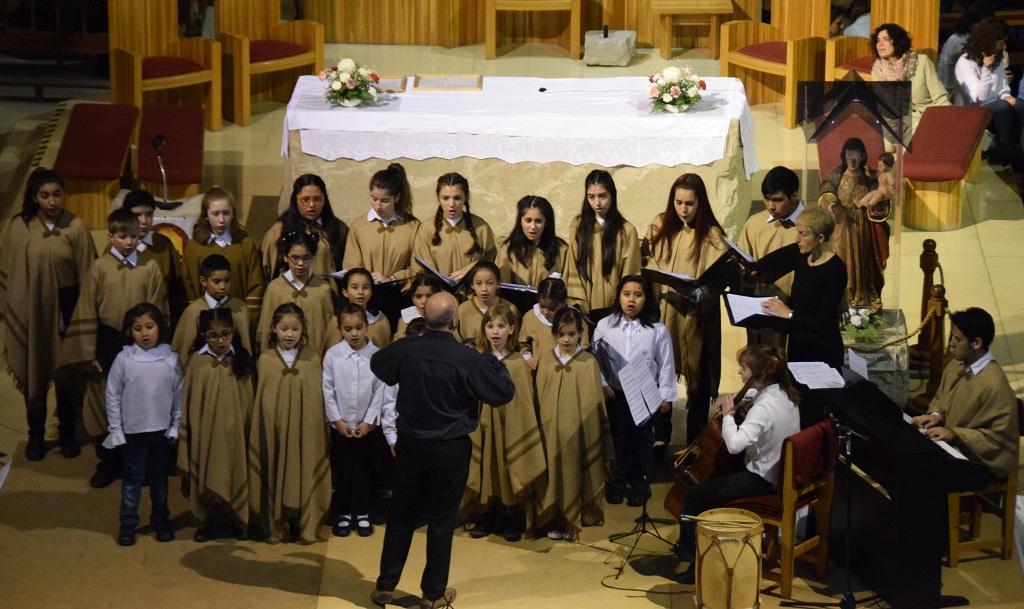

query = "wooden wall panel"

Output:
[[772, 0, 830, 40], [108, 0, 178, 56], [216, 0, 277, 40]]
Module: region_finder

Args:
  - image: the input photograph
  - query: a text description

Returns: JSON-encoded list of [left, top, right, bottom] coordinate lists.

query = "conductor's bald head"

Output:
[[424, 291, 458, 331]]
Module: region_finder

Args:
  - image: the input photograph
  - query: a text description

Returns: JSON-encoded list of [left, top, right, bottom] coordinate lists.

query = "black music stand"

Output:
[[606, 473, 676, 579]]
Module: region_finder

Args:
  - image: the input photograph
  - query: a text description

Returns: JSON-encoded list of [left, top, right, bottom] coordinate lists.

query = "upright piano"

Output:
[[803, 379, 990, 609]]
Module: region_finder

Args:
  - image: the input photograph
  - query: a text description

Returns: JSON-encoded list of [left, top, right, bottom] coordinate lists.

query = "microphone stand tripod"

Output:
[[781, 414, 877, 609], [151, 134, 182, 211], [606, 473, 676, 579]]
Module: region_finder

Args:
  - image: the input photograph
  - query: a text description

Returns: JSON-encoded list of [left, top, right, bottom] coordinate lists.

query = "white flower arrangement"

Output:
[[318, 58, 380, 105], [648, 65, 706, 113]]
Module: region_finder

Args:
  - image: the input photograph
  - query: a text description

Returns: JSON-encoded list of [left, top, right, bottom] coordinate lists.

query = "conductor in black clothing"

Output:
[[369, 291, 515, 609], [757, 206, 847, 368]]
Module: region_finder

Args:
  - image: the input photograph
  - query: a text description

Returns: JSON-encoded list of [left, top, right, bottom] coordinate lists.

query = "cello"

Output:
[[663, 376, 758, 518]]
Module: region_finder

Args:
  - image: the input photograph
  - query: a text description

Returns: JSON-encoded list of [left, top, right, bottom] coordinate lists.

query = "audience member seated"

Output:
[[954, 17, 1024, 197], [912, 307, 1019, 481], [938, 1, 996, 95], [871, 23, 950, 133]]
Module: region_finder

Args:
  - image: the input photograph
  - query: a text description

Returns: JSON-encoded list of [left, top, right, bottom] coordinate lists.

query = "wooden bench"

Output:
[[651, 0, 734, 60], [52, 103, 139, 229], [136, 106, 204, 201], [903, 105, 990, 232]]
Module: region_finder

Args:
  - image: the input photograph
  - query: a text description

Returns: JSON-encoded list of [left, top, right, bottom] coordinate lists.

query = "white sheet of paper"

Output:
[[722, 235, 756, 263], [848, 348, 869, 381], [647, 267, 695, 282], [329, 268, 349, 280], [416, 74, 481, 89], [902, 413, 969, 460], [400, 306, 420, 324], [619, 355, 662, 426], [725, 293, 774, 322], [787, 361, 846, 389]]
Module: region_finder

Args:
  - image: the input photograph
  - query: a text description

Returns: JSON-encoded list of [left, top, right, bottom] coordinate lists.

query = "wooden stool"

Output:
[[485, 0, 581, 60], [651, 0, 734, 60], [53, 103, 139, 229]]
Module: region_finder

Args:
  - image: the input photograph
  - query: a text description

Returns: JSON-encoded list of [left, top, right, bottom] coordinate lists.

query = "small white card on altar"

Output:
[[848, 348, 869, 381], [413, 73, 483, 91], [377, 76, 408, 93]]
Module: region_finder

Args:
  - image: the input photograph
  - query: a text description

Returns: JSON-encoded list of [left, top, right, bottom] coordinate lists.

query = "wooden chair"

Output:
[[485, 0, 581, 60], [719, 0, 829, 128], [650, 0, 734, 60], [215, 0, 324, 126], [825, 0, 940, 82], [728, 420, 839, 598], [108, 0, 221, 131], [946, 398, 1023, 567]]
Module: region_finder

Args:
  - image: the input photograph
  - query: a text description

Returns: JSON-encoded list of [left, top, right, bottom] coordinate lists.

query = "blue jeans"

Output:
[[119, 430, 171, 529]]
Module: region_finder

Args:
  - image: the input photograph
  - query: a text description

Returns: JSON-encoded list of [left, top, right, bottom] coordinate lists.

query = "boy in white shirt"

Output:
[[323, 304, 394, 537]]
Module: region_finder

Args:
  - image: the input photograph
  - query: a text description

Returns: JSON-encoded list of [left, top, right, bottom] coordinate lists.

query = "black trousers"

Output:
[[605, 390, 654, 490], [676, 469, 774, 561], [119, 431, 171, 529], [330, 429, 373, 517], [25, 379, 78, 441], [982, 97, 1024, 173], [377, 434, 470, 599]]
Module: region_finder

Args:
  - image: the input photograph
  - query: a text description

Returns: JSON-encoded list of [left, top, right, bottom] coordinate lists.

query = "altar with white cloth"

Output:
[[281, 74, 757, 239]]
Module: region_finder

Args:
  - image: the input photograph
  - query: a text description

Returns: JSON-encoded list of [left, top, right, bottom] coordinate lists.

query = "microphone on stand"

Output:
[[151, 133, 181, 211]]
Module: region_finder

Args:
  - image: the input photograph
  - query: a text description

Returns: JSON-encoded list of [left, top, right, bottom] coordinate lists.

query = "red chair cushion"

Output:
[[737, 41, 787, 64], [54, 103, 138, 180], [726, 494, 782, 518], [841, 55, 875, 75], [904, 106, 991, 181], [250, 39, 307, 63], [789, 420, 838, 485], [142, 56, 205, 79], [816, 113, 886, 176], [137, 106, 204, 185]]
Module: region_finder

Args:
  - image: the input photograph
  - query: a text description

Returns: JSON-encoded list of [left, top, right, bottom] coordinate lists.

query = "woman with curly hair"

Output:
[[870, 23, 949, 133]]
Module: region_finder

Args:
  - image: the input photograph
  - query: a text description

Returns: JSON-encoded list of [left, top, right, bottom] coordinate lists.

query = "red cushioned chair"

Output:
[[107, 0, 221, 131], [727, 420, 839, 599], [136, 106, 204, 201], [903, 105, 990, 231], [215, 0, 324, 126], [720, 0, 829, 128], [53, 103, 140, 229]]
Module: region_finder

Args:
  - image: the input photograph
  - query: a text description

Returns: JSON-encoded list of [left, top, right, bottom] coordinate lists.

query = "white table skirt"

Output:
[[283, 75, 758, 177]]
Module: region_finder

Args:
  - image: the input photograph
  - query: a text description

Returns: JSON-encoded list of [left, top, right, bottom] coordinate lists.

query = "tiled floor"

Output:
[[0, 38, 1022, 609]]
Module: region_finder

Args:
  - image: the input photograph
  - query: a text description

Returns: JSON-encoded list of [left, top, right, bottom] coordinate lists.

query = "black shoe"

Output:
[[59, 439, 80, 459], [117, 527, 136, 546], [672, 563, 695, 585], [333, 515, 352, 537], [24, 436, 47, 461], [469, 514, 491, 538], [193, 524, 212, 543], [502, 510, 524, 542], [155, 522, 175, 542], [627, 486, 650, 507], [233, 526, 247, 540], [89, 467, 117, 489], [355, 515, 373, 537], [288, 518, 301, 542], [605, 484, 625, 505]]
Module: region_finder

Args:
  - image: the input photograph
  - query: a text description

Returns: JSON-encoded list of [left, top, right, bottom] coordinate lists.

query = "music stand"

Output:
[[606, 473, 676, 579]]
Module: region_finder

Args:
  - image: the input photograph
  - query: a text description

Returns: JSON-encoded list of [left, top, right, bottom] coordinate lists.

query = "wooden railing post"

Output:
[[910, 284, 947, 413], [909, 239, 938, 368]]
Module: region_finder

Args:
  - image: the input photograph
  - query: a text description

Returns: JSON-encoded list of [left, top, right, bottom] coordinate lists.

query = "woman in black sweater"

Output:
[[759, 206, 847, 368]]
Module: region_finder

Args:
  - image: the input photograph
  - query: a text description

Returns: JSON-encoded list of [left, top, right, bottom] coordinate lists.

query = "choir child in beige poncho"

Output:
[[563, 170, 641, 313], [0, 168, 96, 460], [123, 189, 188, 323], [535, 307, 608, 540], [178, 308, 255, 541], [258, 231, 336, 355], [495, 195, 567, 289], [325, 268, 392, 349], [59, 208, 168, 488], [455, 261, 519, 345], [519, 277, 589, 372], [412, 172, 496, 284], [394, 274, 446, 340], [249, 303, 331, 542], [172, 253, 251, 366], [182, 186, 264, 314], [913, 307, 1019, 479], [262, 174, 347, 282], [344, 163, 419, 319], [646, 173, 726, 445], [465, 302, 545, 541]]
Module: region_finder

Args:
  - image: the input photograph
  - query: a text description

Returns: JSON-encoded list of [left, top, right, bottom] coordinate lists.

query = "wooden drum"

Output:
[[695, 508, 763, 609]]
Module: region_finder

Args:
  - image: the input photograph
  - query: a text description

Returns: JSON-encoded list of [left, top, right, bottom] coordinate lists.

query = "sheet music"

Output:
[[619, 354, 662, 426], [901, 413, 969, 460], [400, 306, 420, 323], [848, 348, 869, 381], [414, 257, 457, 287], [646, 267, 695, 282], [329, 268, 349, 280], [787, 361, 845, 389], [722, 235, 756, 263], [499, 282, 537, 293], [725, 293, 774, 322]]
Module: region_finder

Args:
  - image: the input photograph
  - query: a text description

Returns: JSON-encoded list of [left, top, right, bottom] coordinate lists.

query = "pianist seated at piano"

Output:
[[912, 307, 1020, 480], [672, 344, 801, 585]]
